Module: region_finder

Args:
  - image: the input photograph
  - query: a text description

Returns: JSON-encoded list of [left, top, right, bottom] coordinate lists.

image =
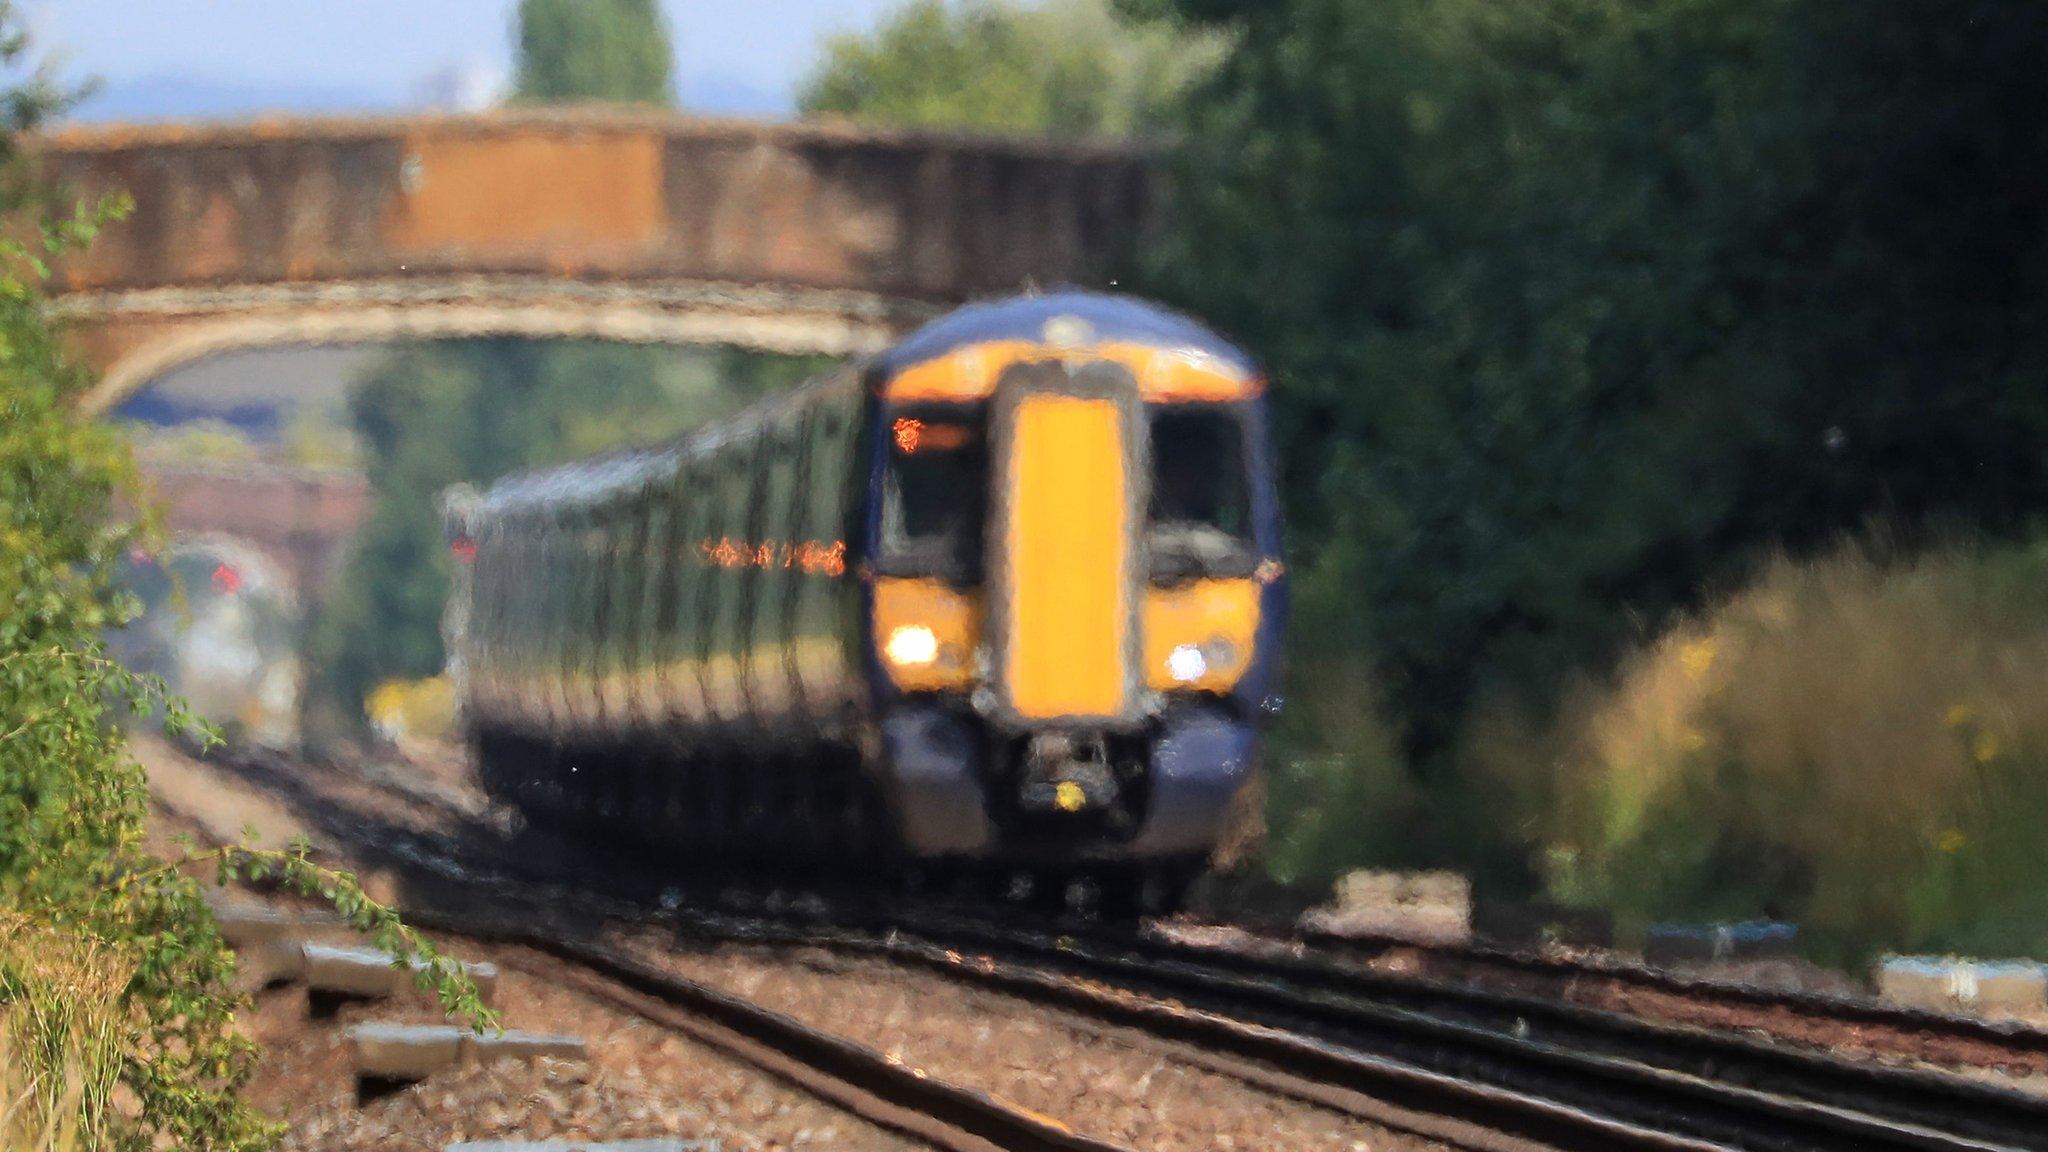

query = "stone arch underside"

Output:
[[66, 275, 933, 413]]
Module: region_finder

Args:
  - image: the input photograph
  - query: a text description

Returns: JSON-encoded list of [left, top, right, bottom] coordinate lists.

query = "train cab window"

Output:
[[1148, 405, 1255, 583], [881, 406, 986, 582]]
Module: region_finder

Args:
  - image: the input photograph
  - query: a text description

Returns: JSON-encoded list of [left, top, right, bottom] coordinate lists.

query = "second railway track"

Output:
[[196, 744, 2048, 1151]]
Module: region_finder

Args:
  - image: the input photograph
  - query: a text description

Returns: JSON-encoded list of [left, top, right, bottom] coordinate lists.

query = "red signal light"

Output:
[[450, 536, 477, 563], [211, 563, 241, 594], [893, 417, 923, 454]]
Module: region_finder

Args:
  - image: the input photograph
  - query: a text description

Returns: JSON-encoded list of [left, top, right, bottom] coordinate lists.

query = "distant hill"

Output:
[[680, 77, 790, 118], [69, 76, 402, 123]]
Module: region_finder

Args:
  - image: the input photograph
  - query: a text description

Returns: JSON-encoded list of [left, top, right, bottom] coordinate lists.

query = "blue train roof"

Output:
[[875, 290, 1257, 380]]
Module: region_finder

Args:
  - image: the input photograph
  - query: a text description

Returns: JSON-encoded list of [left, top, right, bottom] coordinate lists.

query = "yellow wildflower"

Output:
[[1944, 703, 1975, 729], [1937, 829, 1967, 854], [1972, 732, 2001, 763]]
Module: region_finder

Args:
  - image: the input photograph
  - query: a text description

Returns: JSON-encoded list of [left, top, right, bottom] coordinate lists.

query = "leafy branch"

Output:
[[119, 840, 500, 1033]]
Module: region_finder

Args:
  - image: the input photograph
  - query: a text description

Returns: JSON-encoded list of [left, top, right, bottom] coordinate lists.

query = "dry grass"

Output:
[[1487, 539, 2048, 960], [0, 913, 133, 1152]]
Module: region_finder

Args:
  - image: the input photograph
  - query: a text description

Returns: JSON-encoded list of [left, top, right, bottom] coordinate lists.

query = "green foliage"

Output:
[[1128, 0, 2048, 879], [800, 0, 1223, 138], [305, 341, 836, 736], [0, 8, 493, 1145], [115, 417, 260, 465], [0, 12, 280, 1134], [513, 0, 675, 106], [1504, 540, 2048, 963], [1259, 560, 1414, 887], [0, 198, 280, 1152], [5, 257, 494, 1147]]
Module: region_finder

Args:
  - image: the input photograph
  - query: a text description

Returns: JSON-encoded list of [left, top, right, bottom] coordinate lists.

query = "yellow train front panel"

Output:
[[1000, 390, 1135, 722]]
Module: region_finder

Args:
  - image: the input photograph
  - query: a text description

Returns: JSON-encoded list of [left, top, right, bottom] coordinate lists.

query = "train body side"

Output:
[[449, 370, 881, 850]]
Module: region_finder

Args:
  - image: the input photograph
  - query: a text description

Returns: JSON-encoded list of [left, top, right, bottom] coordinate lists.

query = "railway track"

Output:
[[423, 915, 1134, 1152], [1289, 927, 2048, 1076], [191, 745, 2048, 1151], [152, 774, 1132, 1152], [866, 914, 2048, 1152], [301, 741, 2048, 1074]]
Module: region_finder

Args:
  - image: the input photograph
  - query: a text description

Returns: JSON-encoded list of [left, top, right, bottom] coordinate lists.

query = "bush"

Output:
[[1260, 557, 1418, 889], [1498, 538, 2048, 962]]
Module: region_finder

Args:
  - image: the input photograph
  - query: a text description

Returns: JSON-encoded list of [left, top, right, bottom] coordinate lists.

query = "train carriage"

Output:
[[445, 291, 1285, 909]]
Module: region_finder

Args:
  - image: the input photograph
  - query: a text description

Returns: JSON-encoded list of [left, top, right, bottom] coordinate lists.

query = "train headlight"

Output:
[[1167, 636, 1239, 685], [1144, 578, 1259, 692], [1167, 644, 1208, 683], [885, 624, 940, 667]]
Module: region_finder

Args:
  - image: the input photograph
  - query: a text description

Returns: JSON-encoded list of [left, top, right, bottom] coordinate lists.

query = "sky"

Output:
[[22, 0, 907, 122]]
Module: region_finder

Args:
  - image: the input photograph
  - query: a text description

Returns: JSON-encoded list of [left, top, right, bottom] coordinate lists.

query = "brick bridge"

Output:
[[42, 108, 1156, 414]]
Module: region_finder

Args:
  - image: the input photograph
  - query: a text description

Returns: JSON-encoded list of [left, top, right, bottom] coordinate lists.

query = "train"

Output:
[[441, 291, 1286, 911], [111, 537, 302, 750]]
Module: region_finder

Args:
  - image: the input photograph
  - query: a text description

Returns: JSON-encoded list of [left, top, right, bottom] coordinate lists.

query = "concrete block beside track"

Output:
[[210, 902, 345, 950], [468, 1030, 587, 1063], [1974, 964, 2048, 1014], [348, 1023, 587, 1085], [1309, 869, 1472, 943], [1878, 956, 2048, 1015], [448, 1131, 720, 1139], [1643, 920, 1798, 966], [350, 1023, 467, 1081], [303, 944, 499, 1008]]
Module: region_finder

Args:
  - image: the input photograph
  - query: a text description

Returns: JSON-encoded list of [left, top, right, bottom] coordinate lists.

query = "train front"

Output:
[[863, 293, 1286, 883]]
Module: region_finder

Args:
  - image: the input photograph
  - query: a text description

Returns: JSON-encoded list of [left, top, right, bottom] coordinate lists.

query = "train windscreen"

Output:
[[1148, 404, 1255, 582]]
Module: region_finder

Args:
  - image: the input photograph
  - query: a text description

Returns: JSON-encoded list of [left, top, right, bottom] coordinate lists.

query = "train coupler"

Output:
[[1018, 733, 1125, 820]]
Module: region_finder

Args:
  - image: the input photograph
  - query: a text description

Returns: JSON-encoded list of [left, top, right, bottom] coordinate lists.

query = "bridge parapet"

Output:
[[39, 110, 1157, 407]]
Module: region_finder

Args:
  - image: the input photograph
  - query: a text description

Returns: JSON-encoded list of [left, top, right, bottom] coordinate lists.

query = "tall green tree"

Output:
[[801, 0, 1222, 138], [514, 0, 675, 106], [1125, 0, 2048, 875]]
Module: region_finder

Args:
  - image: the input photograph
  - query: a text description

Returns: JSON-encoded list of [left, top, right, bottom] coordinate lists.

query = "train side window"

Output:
[[576, 513, 605, 686], [639, 476, 672, 654], [1147, 404, 1255, 582], [666, 466, 703, 658], [756, 422, 804, 708], [880, 404, 986, 582], [611, 490, 649, 677]]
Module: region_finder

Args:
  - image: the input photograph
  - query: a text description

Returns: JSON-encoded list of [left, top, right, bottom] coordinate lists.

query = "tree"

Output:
[[800, 0, 1222, 138], [514, 0, 675, 106], [1126, 0, 2048, 875]]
